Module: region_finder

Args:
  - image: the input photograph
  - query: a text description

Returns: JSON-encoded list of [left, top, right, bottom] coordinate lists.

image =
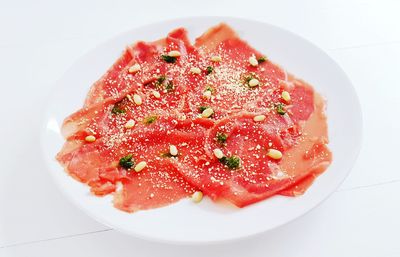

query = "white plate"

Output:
[[40, 17, 362, 244]]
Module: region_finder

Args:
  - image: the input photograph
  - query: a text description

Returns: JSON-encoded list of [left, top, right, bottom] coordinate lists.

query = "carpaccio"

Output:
[[56, 24, 332, 212]]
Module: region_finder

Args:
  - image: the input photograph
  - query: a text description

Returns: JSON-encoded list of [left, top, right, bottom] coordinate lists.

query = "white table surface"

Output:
[[1, 0, 400, 256]]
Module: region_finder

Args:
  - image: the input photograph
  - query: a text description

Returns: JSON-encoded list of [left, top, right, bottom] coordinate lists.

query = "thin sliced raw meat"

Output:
[[58, 29, 204, 159], [83, 28, 195, 107], [176, 114, 281, 198], [58, 116, 213, 212], [57, 23, 332, 212], [114, 118, 214, 212], [170, 113, 294, 206], [186, 23, 286, 120], [171, 88, 330, 207], [277, 91, 332, 196], [84, 49, 134, 107]]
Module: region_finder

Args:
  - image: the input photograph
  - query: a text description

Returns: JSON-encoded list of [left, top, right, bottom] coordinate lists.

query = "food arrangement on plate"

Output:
[[56, 23, 332, 213]]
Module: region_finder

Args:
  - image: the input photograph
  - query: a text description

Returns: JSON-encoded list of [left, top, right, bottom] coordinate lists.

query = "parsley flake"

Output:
[[216, 132, 228, 145], [111, 106, 125, 114], [275, 103, 286, 115], [119, 154, 134, 169], [257, 56, 267, 63], [151, 75, 173, 91], [143, 115, 158, 125], [199, 106, 209, 113], [205, 85, 214, 93], [156, 75, 166, 85], [165, 81, 174, 91], [161, 55, 177, 63], [219, 155, 241, 169], [206, 66, 214, 75], [111, 100, 126, 114]]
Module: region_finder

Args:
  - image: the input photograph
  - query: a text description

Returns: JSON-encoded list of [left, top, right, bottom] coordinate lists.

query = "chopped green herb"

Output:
[[205, 85, 214, 93], [161, 55, 177, 63], [216, 132, 228, 145], [206, 66, 214, 75], [275, 103, 286, 115], [111, 100, 126, 114], [111, 105, 125, 114], [143, 115, 158, 124], [119, 154, 134, 169], [219, 155, 241, 169], [257, 56, 267, 63], [156, 75, 166, 85], [244, 75, 254, 83], [165, 81, 174, 91], [150, 75, 174, 91], [243, 73, 258, 86], [144, 75, 165, 88], [199, 106, 209, 113]]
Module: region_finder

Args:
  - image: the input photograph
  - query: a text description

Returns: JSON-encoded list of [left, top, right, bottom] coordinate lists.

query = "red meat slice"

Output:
[[114, 118, 214, 212], [57, 23, 332, 211], [59, 28, 203, 158], [169, 113, 295, 207], [186, 24, 286, 121], [84, 49, 133, 107], [83, 28, 196, 107], [172, 23, 329, 204], [57, 29, 204, 212], [58, 116, 214, 212], [170, 83, 330, 207], [276, 89, 332, 197], [171, 114, 286, 205]]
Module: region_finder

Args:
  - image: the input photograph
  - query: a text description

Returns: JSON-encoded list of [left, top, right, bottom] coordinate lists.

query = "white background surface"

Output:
[[0, 0, 399, 256]]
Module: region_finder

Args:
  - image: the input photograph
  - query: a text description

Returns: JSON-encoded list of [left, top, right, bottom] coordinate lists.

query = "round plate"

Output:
[[40, 17, 362, 244]]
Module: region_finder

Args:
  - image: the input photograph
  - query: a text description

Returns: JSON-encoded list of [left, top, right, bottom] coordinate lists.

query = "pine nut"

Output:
[[169, 145, 178, 156], [253, 115, 266, 122], [168, 50, 181, 57], [213, 148, 224, 159], [134, 161, 147, 172], [203, 90, 212, 98], [281, 91, 291, 102], [249, 56, 258, 67], [248, 78, 260, 87], [133, 94, 142, 105], [191, 191, 203, 203], [190, 67, 201, 74], [152, 91, 161, 98], [85, 135, 96, 142], [128, 64, 141, 73], [125, 119, 135, 129], [211, 55, 222, 62], [267, 149, 283, 160], [201, 107, 214, 118]]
